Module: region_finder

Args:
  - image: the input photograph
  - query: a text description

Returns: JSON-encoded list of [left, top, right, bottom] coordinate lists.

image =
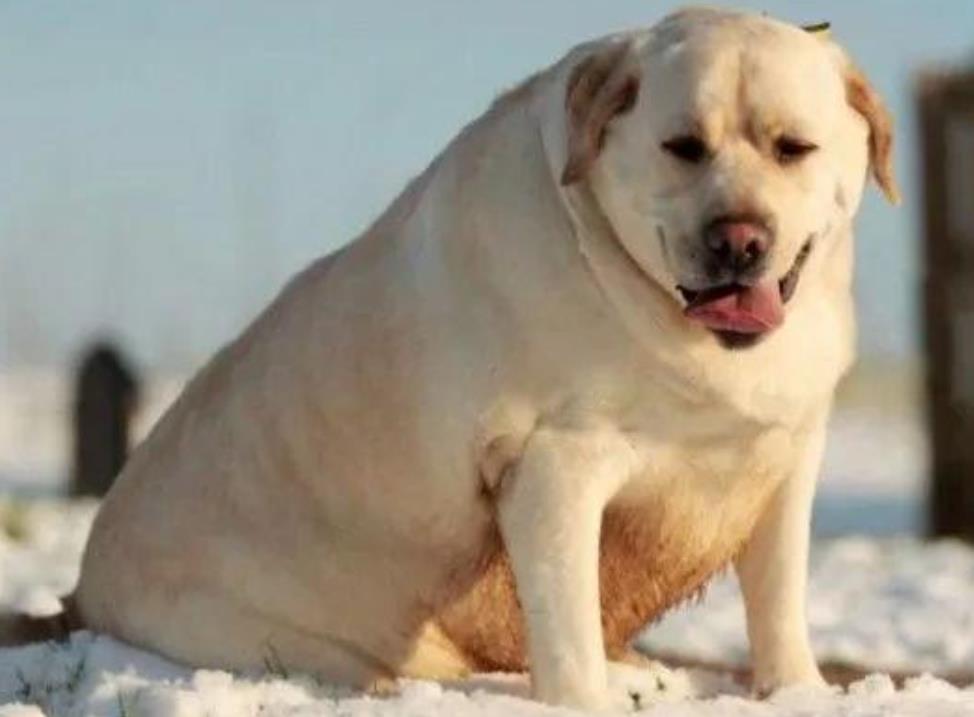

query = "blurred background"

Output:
[[0, 1, 972, 538]]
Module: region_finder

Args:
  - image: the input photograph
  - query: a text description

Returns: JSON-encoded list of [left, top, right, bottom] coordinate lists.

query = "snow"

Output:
[[0, 633, 972, 716], [0, 501, 96, 617], [2, 497, 973, 715], [0, 632, 972, 717], [3, 370, 973, 715], [820, 404, 930, 498], [813, 407, 929, 537], [643, 537, 974, 673]]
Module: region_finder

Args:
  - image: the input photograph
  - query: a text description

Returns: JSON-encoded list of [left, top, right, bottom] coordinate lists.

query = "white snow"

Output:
[[0, 632, 973, 717], [642, 537, 974, 673], [0, 500, 95, 617], [3, 369, 972, 715], [820, 409, 929, 498], [1, 497, 973, 716]]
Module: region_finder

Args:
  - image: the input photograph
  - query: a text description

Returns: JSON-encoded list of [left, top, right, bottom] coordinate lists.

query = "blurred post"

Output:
[[918, 68, 974, 542], [70, 342, 140, 497]]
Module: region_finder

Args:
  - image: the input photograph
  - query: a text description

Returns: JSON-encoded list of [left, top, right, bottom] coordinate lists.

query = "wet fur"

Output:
[[436, 499, 773, 672]]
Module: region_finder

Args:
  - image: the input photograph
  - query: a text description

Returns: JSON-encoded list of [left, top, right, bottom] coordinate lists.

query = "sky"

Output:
[[0, 1, 971, 372]]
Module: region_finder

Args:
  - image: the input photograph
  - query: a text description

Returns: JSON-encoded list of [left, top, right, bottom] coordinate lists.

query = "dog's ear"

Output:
[[844, 64, 900, 204], [560, 43, 641, 186]]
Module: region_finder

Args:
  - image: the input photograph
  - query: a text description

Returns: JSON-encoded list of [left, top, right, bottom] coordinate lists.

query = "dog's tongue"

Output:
[[684, 282, 784, 334]]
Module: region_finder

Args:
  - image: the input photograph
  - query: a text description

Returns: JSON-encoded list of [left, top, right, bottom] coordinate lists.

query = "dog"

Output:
[[7, 7, 898, 711]]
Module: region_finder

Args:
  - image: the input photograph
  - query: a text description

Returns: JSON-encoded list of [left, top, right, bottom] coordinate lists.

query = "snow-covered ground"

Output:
[[2, 368, 972, 715], [1, 498, 973, 715], [644, 537, 974, 673]]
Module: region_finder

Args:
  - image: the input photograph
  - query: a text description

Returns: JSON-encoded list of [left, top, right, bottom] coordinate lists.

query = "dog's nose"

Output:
[[704, 218, 772, 275]]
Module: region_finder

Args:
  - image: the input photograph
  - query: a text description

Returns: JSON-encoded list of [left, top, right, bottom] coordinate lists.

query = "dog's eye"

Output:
[[661, 135, 708, 164], [774, 137, 818, 164]]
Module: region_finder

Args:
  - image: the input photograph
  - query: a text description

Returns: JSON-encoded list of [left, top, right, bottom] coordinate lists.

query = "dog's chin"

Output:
[[711, 329, 768, 350]]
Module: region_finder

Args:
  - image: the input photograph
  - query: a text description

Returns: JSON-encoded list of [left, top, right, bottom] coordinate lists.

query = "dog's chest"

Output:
[[597, 430, 792, 645], [436, 424, 795, 671]]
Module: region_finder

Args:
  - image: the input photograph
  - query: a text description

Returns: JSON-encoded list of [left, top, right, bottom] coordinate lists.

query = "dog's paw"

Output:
[[606, 660, 693, 712]]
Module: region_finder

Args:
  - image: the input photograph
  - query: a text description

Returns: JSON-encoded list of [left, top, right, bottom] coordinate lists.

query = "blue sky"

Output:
[[0, 1, 971, 370]]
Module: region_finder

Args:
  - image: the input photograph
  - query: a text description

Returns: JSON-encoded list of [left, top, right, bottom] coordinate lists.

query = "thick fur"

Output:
[[55, 8, 897, 711]]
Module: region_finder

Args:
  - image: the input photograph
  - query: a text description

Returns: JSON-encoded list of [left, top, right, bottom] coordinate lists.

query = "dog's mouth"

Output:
[[676, 238, 814, 349]]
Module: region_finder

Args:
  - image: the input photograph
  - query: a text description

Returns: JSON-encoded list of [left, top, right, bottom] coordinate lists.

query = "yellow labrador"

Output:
[[61, 7, 897, 711]]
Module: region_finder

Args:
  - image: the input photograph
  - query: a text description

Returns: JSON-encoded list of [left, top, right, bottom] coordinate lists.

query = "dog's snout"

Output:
[[704, 217, 773, 275]]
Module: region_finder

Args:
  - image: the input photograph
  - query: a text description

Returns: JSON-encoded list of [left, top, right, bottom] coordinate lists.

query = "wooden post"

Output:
[[919, 69, 974, 541], [69, 342, 140, 498]]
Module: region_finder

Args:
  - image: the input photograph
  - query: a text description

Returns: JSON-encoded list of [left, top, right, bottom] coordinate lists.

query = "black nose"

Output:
[[704, 218, 772, 276]]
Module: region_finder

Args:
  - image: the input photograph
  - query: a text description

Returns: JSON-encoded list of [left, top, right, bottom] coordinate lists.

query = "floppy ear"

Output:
[[560, 43, 641, 186], [844, 64, 901, 204]]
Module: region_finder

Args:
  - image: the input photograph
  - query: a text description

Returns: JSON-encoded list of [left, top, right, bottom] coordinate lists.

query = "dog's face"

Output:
[[561, 10, 898, 349]]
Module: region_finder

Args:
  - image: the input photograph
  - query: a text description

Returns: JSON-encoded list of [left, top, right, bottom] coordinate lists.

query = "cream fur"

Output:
[[74, 8, 896, 711]]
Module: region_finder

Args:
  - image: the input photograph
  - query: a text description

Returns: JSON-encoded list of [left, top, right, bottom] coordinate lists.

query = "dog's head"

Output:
[[559, 9, 898, 349]]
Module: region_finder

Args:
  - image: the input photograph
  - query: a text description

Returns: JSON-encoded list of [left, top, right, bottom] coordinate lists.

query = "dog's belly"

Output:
[[434, 475, 778, 671]]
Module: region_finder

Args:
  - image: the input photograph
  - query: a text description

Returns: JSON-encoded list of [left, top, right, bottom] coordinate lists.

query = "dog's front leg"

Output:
[[497, 427, 633, 710], [735, 418, 828, 695]]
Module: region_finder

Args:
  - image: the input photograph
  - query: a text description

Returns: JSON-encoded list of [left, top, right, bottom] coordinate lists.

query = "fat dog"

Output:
[[39, 7, 897, 711]]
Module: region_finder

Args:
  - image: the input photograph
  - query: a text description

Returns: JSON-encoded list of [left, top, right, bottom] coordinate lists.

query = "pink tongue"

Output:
[[684, 282, 784, 334]]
